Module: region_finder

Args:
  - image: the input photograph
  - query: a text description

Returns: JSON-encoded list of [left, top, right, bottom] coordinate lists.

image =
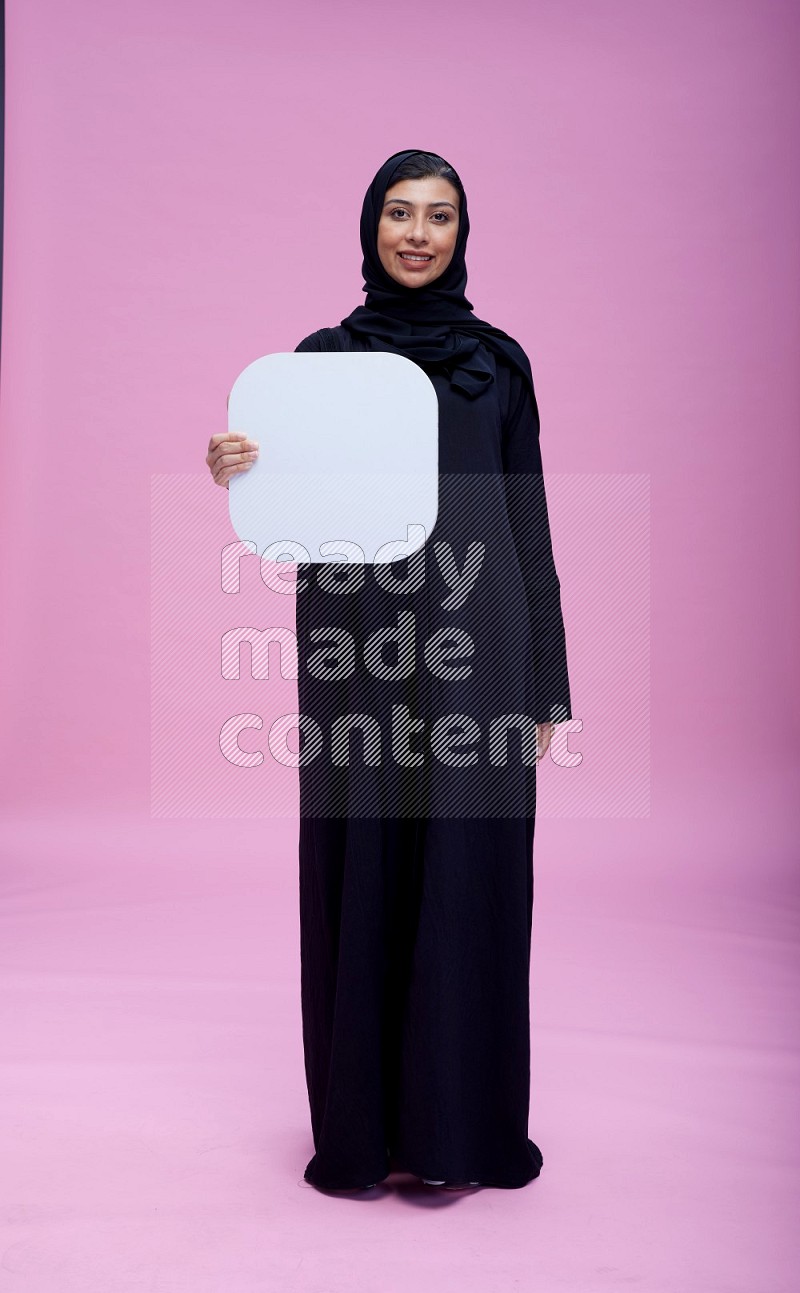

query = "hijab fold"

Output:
[[340, 149, 534, 400]]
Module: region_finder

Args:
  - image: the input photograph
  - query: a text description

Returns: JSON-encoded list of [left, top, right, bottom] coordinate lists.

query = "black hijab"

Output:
[[340, 149, 535, 400]]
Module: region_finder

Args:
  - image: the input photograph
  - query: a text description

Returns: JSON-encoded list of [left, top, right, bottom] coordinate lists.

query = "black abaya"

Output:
[[292, 324, 571, 1189]]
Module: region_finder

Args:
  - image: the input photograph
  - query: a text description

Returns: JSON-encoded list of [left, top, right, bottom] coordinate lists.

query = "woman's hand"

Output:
[[536, 722, 553, 761], [206, 430, 260, 489]]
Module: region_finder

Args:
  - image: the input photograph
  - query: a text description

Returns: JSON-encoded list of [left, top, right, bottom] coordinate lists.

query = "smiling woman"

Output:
[[377, 175, 461, 288], [209, 148, 573, 1196]]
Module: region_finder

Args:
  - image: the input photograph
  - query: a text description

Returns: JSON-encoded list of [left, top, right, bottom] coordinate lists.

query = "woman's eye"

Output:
[[388, 208, 450, 222]]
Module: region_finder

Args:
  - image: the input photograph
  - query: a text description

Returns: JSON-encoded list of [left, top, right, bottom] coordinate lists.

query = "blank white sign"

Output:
[[227, 352, 439, 564]]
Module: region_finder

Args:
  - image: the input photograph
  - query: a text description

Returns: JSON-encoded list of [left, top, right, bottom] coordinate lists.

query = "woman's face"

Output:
[[376, 176, 460, 289]]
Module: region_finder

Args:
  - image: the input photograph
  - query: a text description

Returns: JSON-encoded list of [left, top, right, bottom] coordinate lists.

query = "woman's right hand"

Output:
[[206, 431, 260, 489]]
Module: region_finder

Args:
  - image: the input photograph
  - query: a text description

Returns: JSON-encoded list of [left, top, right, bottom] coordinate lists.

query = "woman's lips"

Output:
[[398, 252, 433, 268]]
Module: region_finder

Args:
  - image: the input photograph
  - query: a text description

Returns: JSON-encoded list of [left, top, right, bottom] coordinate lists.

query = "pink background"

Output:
[[1, 0, 798, 1289]]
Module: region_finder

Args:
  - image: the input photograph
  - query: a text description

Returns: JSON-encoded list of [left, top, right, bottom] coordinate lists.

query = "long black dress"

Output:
[[292, 324, 571, 1189]]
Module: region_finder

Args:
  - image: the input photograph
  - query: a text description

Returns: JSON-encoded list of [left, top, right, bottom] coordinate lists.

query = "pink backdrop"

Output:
[[1, 0, 798, 1289]]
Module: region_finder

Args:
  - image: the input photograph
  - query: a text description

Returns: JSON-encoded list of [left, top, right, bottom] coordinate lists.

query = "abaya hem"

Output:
[[303, 1137, 543, 1191]]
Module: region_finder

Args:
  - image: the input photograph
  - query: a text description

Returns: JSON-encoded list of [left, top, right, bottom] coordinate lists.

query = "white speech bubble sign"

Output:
[[227, 352, 439, 564]]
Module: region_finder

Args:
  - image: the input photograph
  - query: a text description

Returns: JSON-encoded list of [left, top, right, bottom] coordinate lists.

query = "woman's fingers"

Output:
[[536, 722, 553, 761], [207, 430, 252, 460], [206, 432, 260, 488], [214, 448, 259, 487]]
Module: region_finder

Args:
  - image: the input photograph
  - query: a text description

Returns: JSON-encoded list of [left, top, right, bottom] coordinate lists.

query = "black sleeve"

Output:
[[294, 331, 325, 352], [501, 364, 572, 724]]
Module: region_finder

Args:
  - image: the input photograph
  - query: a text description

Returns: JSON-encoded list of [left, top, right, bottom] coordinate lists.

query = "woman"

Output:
[[207, 149, 572, 1194]]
